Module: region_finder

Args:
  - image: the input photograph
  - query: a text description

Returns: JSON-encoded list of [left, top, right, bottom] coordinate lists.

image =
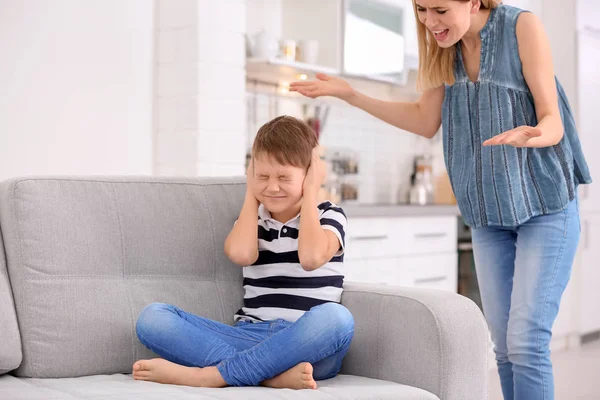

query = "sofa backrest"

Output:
[[0, 227, 22, 375], [0, 176, 246, 378]]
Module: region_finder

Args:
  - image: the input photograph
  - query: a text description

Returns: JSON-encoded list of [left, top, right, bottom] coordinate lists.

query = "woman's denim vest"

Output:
[[442, 5, 592, 228]]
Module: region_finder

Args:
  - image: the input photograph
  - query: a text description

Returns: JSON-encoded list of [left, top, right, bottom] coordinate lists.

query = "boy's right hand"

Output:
[[289, 73, 357, 102], [245, 158, 260, 204]]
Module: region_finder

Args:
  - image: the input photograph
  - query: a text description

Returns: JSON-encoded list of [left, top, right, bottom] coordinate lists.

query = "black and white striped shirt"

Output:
[[234, 201, 347, 323]]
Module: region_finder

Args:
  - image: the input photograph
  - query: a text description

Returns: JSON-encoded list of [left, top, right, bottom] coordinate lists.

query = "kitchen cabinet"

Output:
[[343, 215, 458, 293], [578, 213, 600, 335], [246, 0, 418, 86], [279, 0, 343, 71], [392, 0, 419, 68], [344, 253, 457, 292], [575, 4, 600, 339], [577, 29, 600, 213]]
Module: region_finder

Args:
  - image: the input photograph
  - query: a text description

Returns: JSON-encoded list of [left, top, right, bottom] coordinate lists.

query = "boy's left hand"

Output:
[[303, 147, 326, 197]]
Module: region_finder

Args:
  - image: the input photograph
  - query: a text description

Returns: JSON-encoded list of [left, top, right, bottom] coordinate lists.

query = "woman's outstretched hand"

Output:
[[289, 73, 357, 102], [483, 126, 542, 148]]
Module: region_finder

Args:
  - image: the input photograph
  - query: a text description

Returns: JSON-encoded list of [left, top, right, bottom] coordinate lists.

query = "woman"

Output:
[[290, 1, 591, 399]]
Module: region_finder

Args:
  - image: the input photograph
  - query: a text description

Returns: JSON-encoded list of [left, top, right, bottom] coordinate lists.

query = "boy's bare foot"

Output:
[[132, 358, 227, 388], [262, 362, 317, 390]]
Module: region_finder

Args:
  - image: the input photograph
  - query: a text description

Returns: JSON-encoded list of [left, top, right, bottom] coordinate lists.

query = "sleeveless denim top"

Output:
[[442, 5, 592, 228]]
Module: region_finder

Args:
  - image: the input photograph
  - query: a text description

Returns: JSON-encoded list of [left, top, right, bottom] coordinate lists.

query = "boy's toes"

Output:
[[302, 378, 317, 389], [133, 360, 151, 372]]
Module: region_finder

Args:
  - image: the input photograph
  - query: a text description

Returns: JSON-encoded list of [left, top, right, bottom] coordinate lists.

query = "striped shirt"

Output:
[[234, 201, 347, 323]]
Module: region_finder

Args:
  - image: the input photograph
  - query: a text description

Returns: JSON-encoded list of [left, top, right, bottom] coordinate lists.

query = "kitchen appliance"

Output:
[[298, 39, 319, 64], [282, 39, 297, 61], [323, 148, 359, 204], [249, 30, 279, 59], [408, 155, 434, 205], [457, 217, 482, 311]]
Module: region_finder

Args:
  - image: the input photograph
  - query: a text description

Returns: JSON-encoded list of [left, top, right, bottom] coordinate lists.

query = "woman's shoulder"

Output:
[[488, 4, 534, 48], [494, 4, 534, 27]]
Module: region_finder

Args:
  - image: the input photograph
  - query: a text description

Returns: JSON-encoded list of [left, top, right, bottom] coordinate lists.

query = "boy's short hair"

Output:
[[252, 115, 317, 170]]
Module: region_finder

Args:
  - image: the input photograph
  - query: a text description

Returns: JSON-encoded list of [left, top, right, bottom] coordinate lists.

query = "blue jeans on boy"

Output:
[[135, 302, 355, 386], [472, 197, 580, 400]]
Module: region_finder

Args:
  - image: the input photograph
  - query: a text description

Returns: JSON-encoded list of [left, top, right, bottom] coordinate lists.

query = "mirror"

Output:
[[343, 0, 405, 82]]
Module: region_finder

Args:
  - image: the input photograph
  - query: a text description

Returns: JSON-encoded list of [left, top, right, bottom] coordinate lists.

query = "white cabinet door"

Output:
[[345, 216, 457, 260], [394, 0, 418, 67], [343, 252, 457, 293], [405, 253, 458, 292], [579, 213, 600, 335], [577, 31, 600, 212], [344, 257, 413, 287]]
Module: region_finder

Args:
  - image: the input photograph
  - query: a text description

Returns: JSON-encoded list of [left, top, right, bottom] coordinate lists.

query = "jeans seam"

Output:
[[217, 328, 355, 386], [177, 310, 262, 343], [312, 329, 355, 380], [314, 329, 354, 360], [536, 208, 569, 400]]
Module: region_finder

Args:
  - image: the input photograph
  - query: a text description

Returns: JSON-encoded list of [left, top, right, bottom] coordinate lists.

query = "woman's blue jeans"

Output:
[[472, 197, 580, 400]]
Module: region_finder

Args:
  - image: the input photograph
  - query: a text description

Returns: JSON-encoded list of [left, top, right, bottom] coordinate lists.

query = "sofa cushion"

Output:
[[0, 177, 247, 378], [0, 228, 22, 374], [0, 373, 440, 400]]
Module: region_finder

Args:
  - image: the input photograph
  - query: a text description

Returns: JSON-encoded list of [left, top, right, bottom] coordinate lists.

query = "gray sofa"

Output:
[[0, 176, 489, 400]]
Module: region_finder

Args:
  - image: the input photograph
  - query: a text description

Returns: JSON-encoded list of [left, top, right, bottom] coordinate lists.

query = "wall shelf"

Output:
[[246, 57, 417, 90]]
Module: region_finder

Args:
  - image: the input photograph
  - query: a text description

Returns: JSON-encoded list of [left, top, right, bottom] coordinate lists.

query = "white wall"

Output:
[[0, 0, 154, 180], [155, 0, 247, 177], [541, 0, 577, 109], [503, 0, 577, 108], [246, 0, 282, 39]]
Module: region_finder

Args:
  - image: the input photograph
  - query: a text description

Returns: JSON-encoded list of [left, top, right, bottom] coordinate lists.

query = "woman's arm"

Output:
[[347, 86, 445, 138], [517, 12, 564, 147], [290, 73, 445, 138], [484, 12, 564, 148]]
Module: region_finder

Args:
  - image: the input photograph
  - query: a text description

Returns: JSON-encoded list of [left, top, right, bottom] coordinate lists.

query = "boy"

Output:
[[132, 116, 353, 390]]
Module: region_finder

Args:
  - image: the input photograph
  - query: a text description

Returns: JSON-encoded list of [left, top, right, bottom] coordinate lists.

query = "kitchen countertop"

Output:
[[341, 203, 461, 218]]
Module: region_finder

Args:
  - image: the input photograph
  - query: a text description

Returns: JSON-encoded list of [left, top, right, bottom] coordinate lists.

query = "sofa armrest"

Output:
[[340, 283, 489, 400]]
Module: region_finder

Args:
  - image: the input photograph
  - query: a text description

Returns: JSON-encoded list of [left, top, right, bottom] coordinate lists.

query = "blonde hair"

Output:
[[414, 0, 502, 91]]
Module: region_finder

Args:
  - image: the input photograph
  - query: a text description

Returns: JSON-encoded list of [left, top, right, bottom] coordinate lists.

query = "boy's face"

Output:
[[252, 153, 306, 216]]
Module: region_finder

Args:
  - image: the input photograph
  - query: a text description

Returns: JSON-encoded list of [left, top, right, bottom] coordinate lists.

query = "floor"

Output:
[[488, 340, 600, 400]]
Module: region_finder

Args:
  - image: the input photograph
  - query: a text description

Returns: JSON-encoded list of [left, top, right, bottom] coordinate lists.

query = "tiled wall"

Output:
[[155, 0, 445, 202], [246, 92, 445, 204], [155, 0, 247, 177]]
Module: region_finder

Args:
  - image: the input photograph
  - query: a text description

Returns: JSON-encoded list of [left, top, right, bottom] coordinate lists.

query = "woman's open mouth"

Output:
[[432, 29, 449, 41]]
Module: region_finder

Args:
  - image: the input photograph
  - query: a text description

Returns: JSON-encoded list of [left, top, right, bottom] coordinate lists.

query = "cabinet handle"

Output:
[[414, 232, 448, 239], [351, 234, 388, 241], [584, 220, 590, 250], [458, 242, 473, 251], [415, 276, 447, 284]]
